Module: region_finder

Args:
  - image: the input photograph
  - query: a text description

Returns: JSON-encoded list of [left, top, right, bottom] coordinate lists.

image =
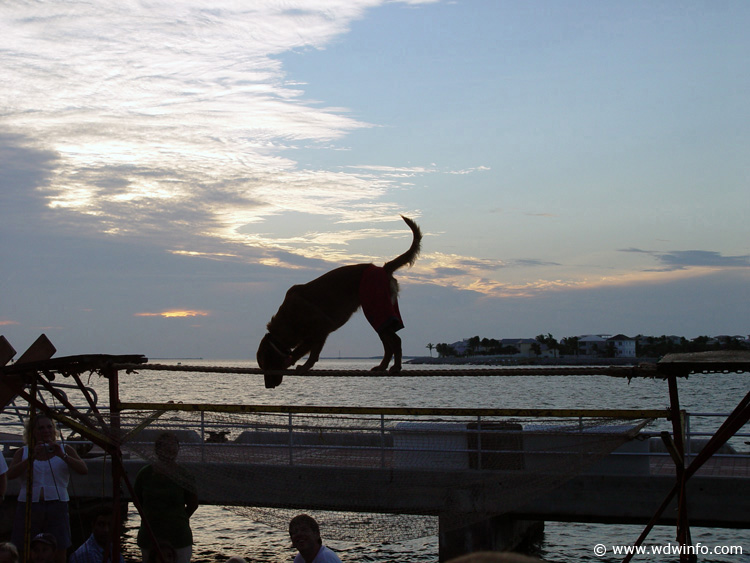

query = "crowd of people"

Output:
[[0, 418, 337, 563], [0, 415, 542, 563], [0, 418, 198, 563]]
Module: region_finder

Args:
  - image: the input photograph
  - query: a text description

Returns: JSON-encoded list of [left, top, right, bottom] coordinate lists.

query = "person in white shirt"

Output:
[[8, 415, 88, 563], [289, 514, 342, 563]]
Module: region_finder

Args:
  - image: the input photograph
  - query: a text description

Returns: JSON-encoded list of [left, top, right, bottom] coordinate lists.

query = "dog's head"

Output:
[[257, 333, 291, 388]]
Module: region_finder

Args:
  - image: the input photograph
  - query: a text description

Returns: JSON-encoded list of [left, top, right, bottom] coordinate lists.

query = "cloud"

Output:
[[0, 134, 59, 218], [412, 252, 567, 297], [1, 1, 432, 264], [512, 258, 561, 267], [0, 1, 543, 298], [413, 247, 750, 300], [347, 164, 437, 175], [135, 310, 210, 318], [423, 252, 558, 276], [620, 248, 750, 271], [425, 252, 507, 273], [446, 165, 491, 175], [349, 164, 490, 178]]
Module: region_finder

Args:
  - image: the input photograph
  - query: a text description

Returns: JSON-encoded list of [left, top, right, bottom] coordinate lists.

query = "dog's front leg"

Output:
[[292, 339, 326, 373]]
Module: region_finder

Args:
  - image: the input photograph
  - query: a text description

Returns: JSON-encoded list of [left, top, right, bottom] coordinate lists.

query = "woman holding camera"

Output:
[[8, 414, 88, 563]]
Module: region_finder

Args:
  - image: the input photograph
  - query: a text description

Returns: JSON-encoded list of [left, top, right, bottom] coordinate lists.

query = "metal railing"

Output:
[[2, 404, 748, 470]]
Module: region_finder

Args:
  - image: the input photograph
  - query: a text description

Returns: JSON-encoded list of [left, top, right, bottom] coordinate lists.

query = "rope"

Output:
[[113, 363, 663, 379]]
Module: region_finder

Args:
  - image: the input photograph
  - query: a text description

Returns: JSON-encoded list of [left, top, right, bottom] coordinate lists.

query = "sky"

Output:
[[1, 0, 749, 361]]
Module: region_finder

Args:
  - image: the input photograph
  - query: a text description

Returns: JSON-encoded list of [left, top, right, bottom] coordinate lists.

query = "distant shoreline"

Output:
[[406, 355, 657, 366]]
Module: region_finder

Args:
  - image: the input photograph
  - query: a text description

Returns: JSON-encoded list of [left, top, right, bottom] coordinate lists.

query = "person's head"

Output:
[[29, 534, 56, 563], [147, 541, 176, 563], [23, 415, 59, 445], [0, 542, 19, 563], [90, 506, 115, 547], [154, 432, 180, 463], [289, 514, 322, 555]]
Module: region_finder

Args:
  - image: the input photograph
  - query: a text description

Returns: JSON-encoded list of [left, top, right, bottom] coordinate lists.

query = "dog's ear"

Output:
[[257, 334, 271, 368], [256, 334, 284, 388], [264, 373, 283, 389]]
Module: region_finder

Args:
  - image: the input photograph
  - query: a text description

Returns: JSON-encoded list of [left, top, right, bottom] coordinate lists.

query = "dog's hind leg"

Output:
[[388, 331, 402, 373]]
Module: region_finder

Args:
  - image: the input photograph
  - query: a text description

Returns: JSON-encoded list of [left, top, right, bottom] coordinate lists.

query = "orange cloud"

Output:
[[135, 310, 209, 318]]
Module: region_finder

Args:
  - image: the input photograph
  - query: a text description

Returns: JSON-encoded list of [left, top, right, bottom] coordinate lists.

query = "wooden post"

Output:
[[667, 373, 695, 563], [107, 365, 123, 563], [23, 382, 38, 563]]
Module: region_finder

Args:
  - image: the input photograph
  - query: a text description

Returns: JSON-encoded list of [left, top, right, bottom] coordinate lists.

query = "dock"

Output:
[[1, 336, 748, 562], [4, 441, 737, 528]]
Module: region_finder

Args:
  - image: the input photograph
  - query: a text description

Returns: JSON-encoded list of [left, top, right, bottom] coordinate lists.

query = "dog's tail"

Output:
[[383, 215, 422, 274]]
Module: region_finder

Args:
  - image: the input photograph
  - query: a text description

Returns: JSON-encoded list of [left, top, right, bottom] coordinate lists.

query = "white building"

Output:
[[578, 335, 608, 356], [607, 334, 637, 358]]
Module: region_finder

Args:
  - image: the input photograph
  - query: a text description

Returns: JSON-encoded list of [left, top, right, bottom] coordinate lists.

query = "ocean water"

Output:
[[89, 358, 748, 562]]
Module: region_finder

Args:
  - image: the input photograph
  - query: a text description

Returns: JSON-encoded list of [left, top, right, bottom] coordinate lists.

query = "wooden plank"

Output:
[[659, 350, 750, 376], [0, 335, 16, 366], [661, 350, 750, 363], [0, 334, 57, 411], [15, 334, 57, 364], [0, 354, 146, 377]]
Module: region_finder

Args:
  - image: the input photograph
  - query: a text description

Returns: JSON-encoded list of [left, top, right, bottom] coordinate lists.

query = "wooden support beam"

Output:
[[15, 334, 56, 364], [0, 334, 57, 411], [659, 431, 683, 467], [0, 335, 16, 366], [666, 373, 695, 563], [623, 393, 750, 563]]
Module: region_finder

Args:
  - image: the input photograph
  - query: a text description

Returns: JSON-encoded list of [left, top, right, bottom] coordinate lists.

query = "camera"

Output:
[[45, 444, 54, 453]]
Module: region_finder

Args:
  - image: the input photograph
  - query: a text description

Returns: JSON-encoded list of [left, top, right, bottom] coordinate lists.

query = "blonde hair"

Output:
[[22, 414, 59, 445], [0, 542, 19, 563]]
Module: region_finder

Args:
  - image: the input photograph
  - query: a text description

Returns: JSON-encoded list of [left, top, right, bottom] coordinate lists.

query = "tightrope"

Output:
[[112, 363, 663, 379]]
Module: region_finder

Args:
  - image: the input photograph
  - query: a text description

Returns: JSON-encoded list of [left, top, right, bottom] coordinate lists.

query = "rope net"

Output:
[[102, 407, 653, 543]]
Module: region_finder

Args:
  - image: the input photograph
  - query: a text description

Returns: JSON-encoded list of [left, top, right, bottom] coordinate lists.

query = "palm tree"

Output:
[[545, 333, 559, 358], [560, 336, 580, 357], [426, 343, 434, 357], [467, 335, 481, 356], [531, 341, 542, 357], [536, 333, 559, 358]]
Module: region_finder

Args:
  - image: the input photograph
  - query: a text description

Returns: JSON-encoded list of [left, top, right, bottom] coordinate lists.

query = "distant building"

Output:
[[500, 338, 538, 357], [607, 334, 637, 358], [577, 335, 608, 356], [450, 339, 471, 355], [449, 337, 545, 357]]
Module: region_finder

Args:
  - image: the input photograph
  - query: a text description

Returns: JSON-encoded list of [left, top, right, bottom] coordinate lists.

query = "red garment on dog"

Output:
[[359, 265, 404, 334]]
